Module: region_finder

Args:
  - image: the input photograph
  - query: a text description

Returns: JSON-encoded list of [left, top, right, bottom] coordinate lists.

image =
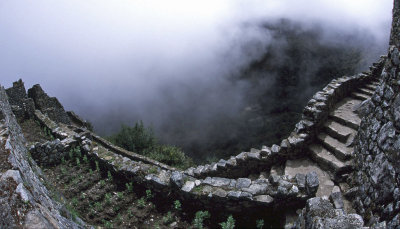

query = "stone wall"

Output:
[[350, 1, 400, 227], [185, 58, 385, 181], [5, 79, 35, 121], [32, 107, 318, 226], [0, 85, 83, 228]]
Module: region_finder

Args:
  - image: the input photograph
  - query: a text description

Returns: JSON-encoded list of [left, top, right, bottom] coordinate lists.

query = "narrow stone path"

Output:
[[284, 78, 380, 199]]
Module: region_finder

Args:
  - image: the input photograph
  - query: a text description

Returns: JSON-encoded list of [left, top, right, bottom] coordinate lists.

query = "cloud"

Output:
[[0, 0, 394, 159]]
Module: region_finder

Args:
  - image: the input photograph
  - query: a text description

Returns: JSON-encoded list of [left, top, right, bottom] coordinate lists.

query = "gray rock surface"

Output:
[[0, 85, 83, 228], [27, 84, 71, 124]]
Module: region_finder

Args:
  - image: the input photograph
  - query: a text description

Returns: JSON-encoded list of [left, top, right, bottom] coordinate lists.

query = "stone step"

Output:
[[371, 80, 380, 85], [309, 144, 352, 179], [317, 133, 353, 161], [364, 84, 377, 91], [352, 92, 370, 101], [284, 159, 335, 197], [324, 120, 356, 144], [358, 88, 374, 96], [329, 98, 362, 130]]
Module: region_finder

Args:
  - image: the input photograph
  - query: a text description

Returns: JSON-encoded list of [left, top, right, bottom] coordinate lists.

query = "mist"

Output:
[[0, 0, 393, 161]]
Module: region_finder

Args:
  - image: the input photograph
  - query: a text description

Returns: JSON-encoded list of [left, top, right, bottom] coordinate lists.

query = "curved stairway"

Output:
[[283, 78, 380, 202]]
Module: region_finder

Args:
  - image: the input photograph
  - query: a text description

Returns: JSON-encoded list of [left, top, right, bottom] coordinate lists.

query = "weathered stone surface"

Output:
[[306, 171, 319, 195], [170, 171, 184, 188], [294, 197, 364, 229], [28, 84, 70, 124], [0, 85, 83, 228], [236, 178, 251, 189], [203, 177, 231, 187], [30, 139, 70, 166], [5, 79, 35, 121]]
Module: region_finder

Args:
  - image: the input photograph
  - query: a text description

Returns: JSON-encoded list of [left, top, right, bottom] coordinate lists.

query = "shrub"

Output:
[[256, 219, 264, 229], [105, 193, 112, 204], [163, 211, 174, 225], [137, 197, 146, 209], [145, 145, 194, 169], [94, 202, 102, 211], [146, 189, 153, 200], [107, 121, 194, 169], [95, 161, 100, 172], [126, 182, 133, 192], [174, 200, 182, 211], [220, 215, 235, 229], [83, 155, 88, 164], [108, 121, 156, 153], [107, 171, 113, 181], [193, 211, 210, 229]]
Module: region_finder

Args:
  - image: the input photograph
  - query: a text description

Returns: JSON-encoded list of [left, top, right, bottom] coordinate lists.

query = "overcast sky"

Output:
[[0, 0, 394, 134]]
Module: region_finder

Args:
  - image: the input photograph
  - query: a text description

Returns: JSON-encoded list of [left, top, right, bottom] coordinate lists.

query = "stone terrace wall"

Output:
[[350, 1, 400, 227], [0, 86, 83, 228], [32, 108, 319, 225]]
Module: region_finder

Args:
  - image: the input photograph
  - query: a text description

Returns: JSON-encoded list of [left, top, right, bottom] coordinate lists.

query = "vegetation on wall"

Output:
[[107, 121, 194, 169]]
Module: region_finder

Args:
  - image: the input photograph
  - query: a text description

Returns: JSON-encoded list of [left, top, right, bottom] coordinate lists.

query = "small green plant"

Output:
[[128, 209, 134, 218], [117, 192, 123, 200], [95, 161, 100, 171], [126, 182, 133, 192], [80, 193, 85, 200], [148, 166, 158, 174], [193, 211, 210, 229], [69, 148, 74, 159], [256, 219, 264, 229], [220, 215, 235, 229], [102, 219, 113, 229], [61, 157, 65, 164], [146, 189, 153, 200], [83, 155, 88, 164], [89, 168, 93, 175], [71, 197, 78, 207], [60, 167, 67, 175], [74, 146, 81, 158], [174, 200, 182, 211], [94, 202, 102, 211], [163, 211, 174, 225], [76, 158, 80, 167], [137, 197, 146, 209], [100, 180, 105, 187], [105, 193, 112, 204], [113, 205, 120, 212], [116, 213, 122, 222], [107, 171, 113, 181]]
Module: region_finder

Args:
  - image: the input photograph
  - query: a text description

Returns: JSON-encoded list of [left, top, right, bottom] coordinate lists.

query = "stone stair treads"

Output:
[[352, 92, 370, 101], [329, 98, 362, 130], [317, 133, 353, 160], [309, 144, 352, 178], [358, 88, 375, 96], [323, 120, 357, 144]]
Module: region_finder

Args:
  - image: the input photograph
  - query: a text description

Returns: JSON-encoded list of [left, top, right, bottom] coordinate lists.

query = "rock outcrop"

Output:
[[27, 84, 71, 125], [5, 79, 35, 121], [0, 86, 83, 228]]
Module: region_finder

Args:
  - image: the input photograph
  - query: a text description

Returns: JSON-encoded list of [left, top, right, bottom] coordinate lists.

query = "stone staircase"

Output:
[[284, 78, 380, 199]]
